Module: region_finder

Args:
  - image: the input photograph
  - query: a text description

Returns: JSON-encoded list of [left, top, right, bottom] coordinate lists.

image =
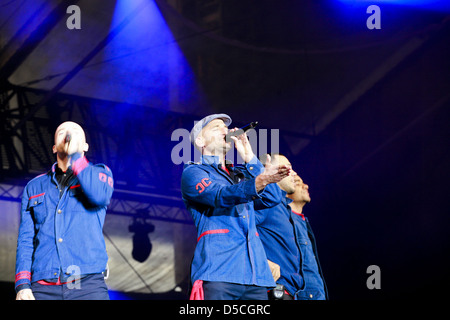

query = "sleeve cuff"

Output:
[[244, 156, 264, 177], [15, 271, 31, 292], [243, 177, 261, 200], [70, 153, 89, 175], [15, 283, 31, 293]]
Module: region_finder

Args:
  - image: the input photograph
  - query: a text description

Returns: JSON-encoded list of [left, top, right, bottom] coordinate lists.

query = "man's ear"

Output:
[[83, 143, 89, 153], [195, 136, 205, 149], [52, 145, 57, 154]]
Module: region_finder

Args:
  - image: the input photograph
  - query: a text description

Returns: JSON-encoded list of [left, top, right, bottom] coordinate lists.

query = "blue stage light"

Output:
[[105, 0, 199, 110], [108, 290, 134, 300]]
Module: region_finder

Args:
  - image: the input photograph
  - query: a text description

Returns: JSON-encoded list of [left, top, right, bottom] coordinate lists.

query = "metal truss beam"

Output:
[[108, 195, 192, 225], [0, 85, 295, 223], [0, 84, 195, 223], [0, 181, 191, 225], [0, 85, 192, 184]]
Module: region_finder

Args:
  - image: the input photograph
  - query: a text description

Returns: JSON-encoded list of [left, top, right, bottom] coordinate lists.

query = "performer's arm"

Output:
[[182, 166, 261, 208], [253, 154, 286, 209], [15, 186, 36, 299], [230, 131, 288, 196], [181, 162, 288, 209], [70, 153, 114, 207]]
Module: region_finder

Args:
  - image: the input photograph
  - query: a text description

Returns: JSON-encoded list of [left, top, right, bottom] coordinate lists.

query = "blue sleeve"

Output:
[[239, 155, 264, 178], [181, 166, 261, 208], [239, 156, 282, 210], [15, 185, 35, 291], [70, 153, 114, 207], [253, 183, 282, 210]]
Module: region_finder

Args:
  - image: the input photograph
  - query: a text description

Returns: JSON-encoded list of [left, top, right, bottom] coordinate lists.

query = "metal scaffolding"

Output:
[[0, 83, 194, 224], [0, 79, 304, 224]]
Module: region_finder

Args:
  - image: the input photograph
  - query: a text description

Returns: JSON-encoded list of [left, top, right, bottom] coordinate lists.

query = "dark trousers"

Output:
[[31, 273, 109, 300], [203, 281, 268, 300]]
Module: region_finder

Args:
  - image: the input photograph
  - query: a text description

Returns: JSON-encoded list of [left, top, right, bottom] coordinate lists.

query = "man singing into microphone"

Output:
[[181, 114, 290, 300], [15, 121, 113, 300]]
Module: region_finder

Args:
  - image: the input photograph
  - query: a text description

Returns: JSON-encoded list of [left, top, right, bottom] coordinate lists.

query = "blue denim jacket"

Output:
[[181, 155, 281, 288], [15, 153, 114, 291], [256, 190, 328, 300]]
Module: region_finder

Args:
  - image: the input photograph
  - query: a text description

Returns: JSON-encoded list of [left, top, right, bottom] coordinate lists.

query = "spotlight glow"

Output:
[[103, 0, 199, 110]]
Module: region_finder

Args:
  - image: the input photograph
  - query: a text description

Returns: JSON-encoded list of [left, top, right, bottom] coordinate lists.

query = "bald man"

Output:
[[256, 154, 327, 300], [15, 121, 114, 300]]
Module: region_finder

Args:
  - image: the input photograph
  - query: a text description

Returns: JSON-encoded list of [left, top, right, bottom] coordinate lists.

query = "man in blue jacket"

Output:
[[15, 121, 114, 300], [256, 154, 328, 300], [181, 114, 290, 300]]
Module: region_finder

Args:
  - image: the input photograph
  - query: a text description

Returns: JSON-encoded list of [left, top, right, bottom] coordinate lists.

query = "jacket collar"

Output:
[[282, 189, 307, 221], [200, 155, 237, 168], [200, 155, 221, 166]]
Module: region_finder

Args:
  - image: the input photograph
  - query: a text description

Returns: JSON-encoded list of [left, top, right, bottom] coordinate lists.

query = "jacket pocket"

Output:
[[28, 193, 46, 223], [197, 229, 229, 242]]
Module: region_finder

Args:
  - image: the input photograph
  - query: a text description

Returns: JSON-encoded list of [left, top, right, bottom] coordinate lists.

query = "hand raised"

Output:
[[229, 128, 254, 163], [255, 155, 291, 192]]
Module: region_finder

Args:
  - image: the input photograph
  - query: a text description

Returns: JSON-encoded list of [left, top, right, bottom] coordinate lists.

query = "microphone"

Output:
[[225, 121, 258, 141], [65, 133, 71, 143]]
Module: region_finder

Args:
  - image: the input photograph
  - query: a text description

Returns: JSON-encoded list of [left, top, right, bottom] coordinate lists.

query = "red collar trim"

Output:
[[221, 165, 230, 175], [292, 210, 305, 221]]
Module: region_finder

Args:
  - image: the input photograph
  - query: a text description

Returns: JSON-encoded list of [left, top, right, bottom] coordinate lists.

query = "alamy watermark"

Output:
[[66, 5, 81, 30], [366, 265, 381, 290], [366, 5, 381, 30], [66, 4, 381, 31], [171, 126, 280, 165], [66, 264, 81, 289]]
